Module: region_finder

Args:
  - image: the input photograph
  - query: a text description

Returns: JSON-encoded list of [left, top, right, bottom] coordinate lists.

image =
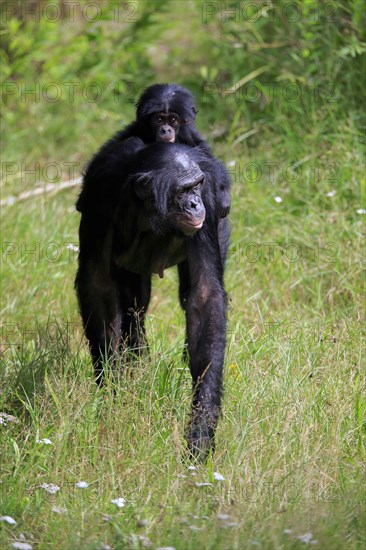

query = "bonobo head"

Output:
[[132, 143, 206, 236], [136, 84, 197, 144]]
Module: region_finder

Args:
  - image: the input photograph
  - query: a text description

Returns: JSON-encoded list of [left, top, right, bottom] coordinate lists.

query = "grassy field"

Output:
[[1, 121, 365, 549], [1, 2, 366, 549]]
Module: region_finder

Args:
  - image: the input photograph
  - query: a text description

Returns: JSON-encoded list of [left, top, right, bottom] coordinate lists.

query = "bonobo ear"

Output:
[[133, 173, 152, 200]]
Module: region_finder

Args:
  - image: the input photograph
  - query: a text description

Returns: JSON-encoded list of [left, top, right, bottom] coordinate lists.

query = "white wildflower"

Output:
[[138, 535, 152, 548], [111, 497, 126, 508], [326, 190, 336, 197], [188, 465, 196, 471], [213, 471, 225, 481], [12, 544, 33, 550], [0, 412, 17, 426], [75, 481, 89, 489], [0, 515, 17, 525], [296, 532, 318, 544], [41, 483, 60, 494], [51, 506, 67, 514], [217, 513, 231, 521], [194, 482, 212, 487], [283, 529, 292, 535], [274, 196, 283, 203], [36, 438, 53, 445], [356, 208, 366, 214]]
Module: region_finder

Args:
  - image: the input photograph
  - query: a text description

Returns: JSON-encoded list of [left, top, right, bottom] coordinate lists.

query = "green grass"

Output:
[[1, 3, 365, 546], [1, 126, 365, 549]]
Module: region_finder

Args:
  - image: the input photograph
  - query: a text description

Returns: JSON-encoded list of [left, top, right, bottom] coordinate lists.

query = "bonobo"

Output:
[[91, 83, 231, 219], [75, 141, 229, 459]]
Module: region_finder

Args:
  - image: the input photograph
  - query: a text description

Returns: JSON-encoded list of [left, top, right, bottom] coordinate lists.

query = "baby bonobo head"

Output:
[[136, 83, 197, 145]]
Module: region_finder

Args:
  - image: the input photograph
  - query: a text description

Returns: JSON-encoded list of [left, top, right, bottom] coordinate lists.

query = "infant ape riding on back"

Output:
[[115, 83, 231, 219]]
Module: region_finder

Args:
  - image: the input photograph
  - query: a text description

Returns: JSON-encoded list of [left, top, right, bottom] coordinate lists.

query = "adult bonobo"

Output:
[[75, 139, 229, 459], [103, 83, 231, 219]]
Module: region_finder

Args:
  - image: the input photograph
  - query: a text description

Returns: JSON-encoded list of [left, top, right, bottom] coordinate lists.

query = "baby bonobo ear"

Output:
[[133, 173, 152, 200]]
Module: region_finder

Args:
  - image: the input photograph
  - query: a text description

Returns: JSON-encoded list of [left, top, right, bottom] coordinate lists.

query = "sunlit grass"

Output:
[[1, 125, 365, 548]]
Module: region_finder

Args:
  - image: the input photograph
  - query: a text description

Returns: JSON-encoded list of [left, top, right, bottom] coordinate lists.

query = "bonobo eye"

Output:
[[168, 115, 178, 126], [154, 115, 163, 124], [194, 176, 204, 189]]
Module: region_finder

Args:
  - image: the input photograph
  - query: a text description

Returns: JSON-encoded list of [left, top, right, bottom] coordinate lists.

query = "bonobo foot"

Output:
[[186, 409, 217, 462]]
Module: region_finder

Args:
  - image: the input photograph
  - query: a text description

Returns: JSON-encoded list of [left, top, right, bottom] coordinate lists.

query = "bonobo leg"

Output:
[[178, 260, 190, 361], [178, 260, 190, 311], [183, 230, 227, 459], [75, 261, 122, 385], [116, 269, 151, 352], [76, 265, 151, 384]]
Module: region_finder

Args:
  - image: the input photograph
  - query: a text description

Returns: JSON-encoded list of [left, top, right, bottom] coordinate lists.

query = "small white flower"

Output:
[[51, 506, 67, 514], [283, 529, 292, 535], [12, 543, 33, 550], [188, 465, 196, 471], [326, 190, 336, 197], [111, 497, 126, 508], [36, 438, 53, 445], [227, 160, 236, 167], [0, 412, 17, 426], [213, 472, 225, 481], [138, 535, 152, 548], [194, 482, 212, 487], [296, 532, 317, 544], [356, 208, 366, 214], [41, 483, 60, 494], [274, 196, 283, 203], [75, 481, 89, 489], [0, 515, 17, 525], [217, 513, 231, 521]]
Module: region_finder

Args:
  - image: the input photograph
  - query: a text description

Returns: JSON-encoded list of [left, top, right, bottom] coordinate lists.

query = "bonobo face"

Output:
[[133, 148, 206, 237], [168, 152, 206, 236], [150, 112, 180, 143]]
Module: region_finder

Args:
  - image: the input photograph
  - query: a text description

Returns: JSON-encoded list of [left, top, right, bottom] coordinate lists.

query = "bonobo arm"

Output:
[[184, 220, 227, 458]]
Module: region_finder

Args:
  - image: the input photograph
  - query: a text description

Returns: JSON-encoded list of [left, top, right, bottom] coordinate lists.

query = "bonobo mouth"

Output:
[[177, 217, 205, 236], [158, 135, 175, 143]]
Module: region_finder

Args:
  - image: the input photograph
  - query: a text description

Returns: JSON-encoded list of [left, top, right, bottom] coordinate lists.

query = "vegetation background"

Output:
[[1, 1, 365, 549]]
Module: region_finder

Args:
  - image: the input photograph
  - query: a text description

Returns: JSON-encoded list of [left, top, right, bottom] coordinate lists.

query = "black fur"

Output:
[[79, 83, 231, 218], [75, 140, 230, 459]]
